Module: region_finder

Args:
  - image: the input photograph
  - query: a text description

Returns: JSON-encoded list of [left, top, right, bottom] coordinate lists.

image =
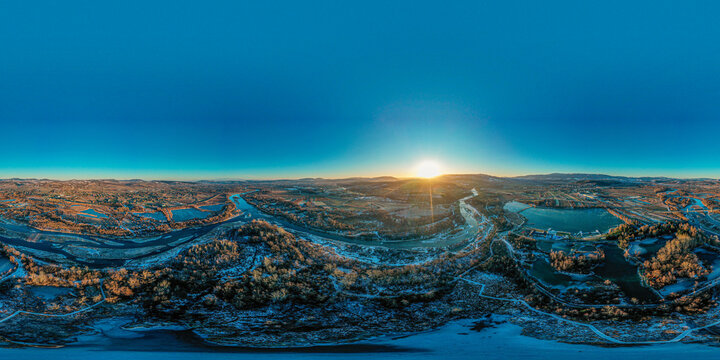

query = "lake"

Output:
[[504, 201, 623, 233]]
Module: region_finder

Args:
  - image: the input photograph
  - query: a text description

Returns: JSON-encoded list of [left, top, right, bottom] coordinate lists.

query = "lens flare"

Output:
[[415, 160, 442, 178]]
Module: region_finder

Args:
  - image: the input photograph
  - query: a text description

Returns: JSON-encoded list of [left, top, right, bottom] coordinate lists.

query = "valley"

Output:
[[1, 174, 720, 349]]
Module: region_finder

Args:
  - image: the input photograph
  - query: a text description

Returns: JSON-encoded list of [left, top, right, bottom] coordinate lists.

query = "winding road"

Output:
[[456, 275, 720, 344]]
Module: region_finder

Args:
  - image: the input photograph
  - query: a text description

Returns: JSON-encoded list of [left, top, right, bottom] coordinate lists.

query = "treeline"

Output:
[[702, 197, 720, 213], [605, 208, 636, 225], [466, 193, 512, 231], [549, 249, 605, 274], [608, 222, 705, 248], [99, 221, 341, 310], [605, 221, 714, 289]]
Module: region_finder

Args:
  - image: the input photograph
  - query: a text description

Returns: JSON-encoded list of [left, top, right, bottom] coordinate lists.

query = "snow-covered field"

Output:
[[3, 320, 719, 360]]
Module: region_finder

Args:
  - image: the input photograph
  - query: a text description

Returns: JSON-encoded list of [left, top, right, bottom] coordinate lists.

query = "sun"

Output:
[[415, 160, 443, 178]]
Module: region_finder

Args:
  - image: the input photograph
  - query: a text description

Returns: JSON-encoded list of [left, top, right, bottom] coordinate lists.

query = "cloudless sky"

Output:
[[2, 1, 720, 179]]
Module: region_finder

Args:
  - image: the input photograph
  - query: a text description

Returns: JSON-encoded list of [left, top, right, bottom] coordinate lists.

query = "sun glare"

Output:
[[415, 160, 442, 178]]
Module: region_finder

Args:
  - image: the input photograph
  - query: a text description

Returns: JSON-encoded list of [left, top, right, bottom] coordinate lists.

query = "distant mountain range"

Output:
[[2, 173, 718, 182], [510, 173, 717, 182]]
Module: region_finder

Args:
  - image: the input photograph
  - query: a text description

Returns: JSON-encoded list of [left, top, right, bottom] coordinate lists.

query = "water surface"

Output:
[[79, 208, 109, 219], [505, 201, 622, 233], [594, 244, 659, 303], [200, 204, 225, 212], [172, 208, 211, 222]]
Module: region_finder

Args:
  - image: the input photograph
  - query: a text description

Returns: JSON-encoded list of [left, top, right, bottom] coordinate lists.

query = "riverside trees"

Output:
[[643, 234, 709, 288], [549, 249, 605, 274]]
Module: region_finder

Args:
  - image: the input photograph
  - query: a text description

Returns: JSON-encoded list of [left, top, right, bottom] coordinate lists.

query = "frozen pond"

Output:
[[627, 238, 665, 259]]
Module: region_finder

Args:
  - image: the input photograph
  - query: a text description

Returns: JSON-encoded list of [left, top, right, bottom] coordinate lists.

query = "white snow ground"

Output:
[[2, 319, 719, 360]]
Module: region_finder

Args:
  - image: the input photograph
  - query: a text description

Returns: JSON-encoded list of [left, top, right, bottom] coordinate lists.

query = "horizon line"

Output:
[[1, 172, 718, 182]]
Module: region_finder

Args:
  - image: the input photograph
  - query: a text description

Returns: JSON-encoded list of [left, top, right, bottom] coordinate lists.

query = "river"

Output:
[[0, 191, 485, 268]]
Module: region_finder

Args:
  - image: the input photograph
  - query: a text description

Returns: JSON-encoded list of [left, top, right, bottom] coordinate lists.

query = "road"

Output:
[[452, 217, 720, 344], [0, 280, 107, 346], [456, 273, 720, 344]]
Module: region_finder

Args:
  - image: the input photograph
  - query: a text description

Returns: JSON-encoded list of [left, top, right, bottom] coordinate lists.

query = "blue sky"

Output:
[[2, 1, 720, 179]]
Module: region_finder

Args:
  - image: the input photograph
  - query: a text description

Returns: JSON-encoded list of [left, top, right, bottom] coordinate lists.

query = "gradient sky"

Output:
[[2, 1, 720, 179]]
